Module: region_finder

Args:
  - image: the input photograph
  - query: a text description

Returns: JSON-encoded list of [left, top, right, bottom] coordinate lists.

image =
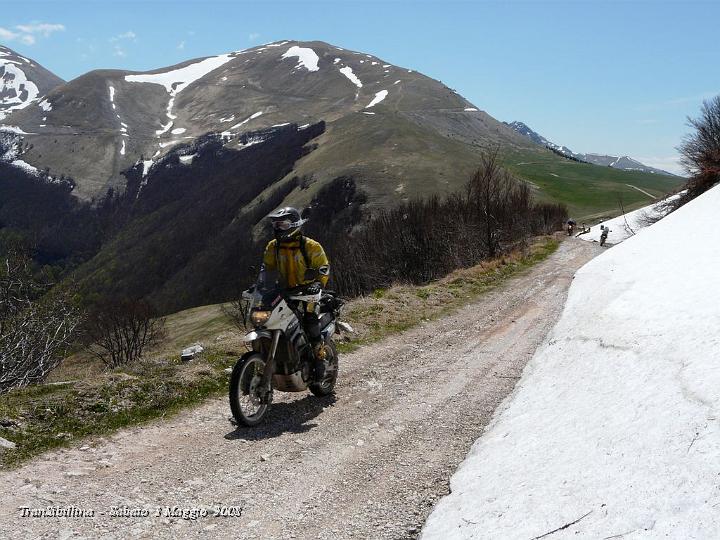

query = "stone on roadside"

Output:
[[0, 436, 16, 450], [181, 343, 204, 362]]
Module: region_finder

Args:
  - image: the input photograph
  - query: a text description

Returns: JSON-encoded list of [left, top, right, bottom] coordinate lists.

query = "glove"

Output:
[[306, 282, 322, 295]]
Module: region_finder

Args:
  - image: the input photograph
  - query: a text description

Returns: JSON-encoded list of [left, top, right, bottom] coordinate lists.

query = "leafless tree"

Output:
[[221, 297, 250, 331], [84, 300, 166, 369], [0, 251, 81, 393], [679, 95, 720, 202]]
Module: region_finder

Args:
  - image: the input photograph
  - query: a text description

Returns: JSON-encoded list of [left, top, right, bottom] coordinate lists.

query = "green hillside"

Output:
[[502, 148, 684, 221]]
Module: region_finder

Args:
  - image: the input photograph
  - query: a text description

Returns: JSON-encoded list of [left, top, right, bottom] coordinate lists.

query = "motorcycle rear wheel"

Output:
[[310, 340, 339, 397], [229, 353, 270, 427]]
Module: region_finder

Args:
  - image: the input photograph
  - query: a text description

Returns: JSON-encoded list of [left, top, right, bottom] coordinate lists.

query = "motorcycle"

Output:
[[600, 225, 610, 247], [229, 268, 351, 426]]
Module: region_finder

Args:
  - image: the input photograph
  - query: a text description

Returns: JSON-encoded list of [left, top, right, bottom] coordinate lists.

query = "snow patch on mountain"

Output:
[[0, 61, 40, 120], [338, 66, 362, 88], [179, 153, 196, 165], [0, 131, 39, 175], [464, 107, 478, 112], [124, 54, 234, 93], [281, 46, 320, 72], [423, 184, 720, 540], [230, 111, 263, 130], [38, 99, 52, 112], [125, 53, 235, 137], [365, 90, 388, 108]]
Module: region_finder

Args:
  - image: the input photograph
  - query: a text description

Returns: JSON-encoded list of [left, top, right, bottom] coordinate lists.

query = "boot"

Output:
[[313, 342, 327, 379]]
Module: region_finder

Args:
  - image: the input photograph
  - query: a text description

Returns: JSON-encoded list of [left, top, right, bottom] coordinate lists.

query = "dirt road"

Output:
[[0, 239, 598, 540]]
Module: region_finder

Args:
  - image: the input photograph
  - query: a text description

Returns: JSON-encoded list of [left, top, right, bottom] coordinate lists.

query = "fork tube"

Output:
[[260, 330, 281, 391]]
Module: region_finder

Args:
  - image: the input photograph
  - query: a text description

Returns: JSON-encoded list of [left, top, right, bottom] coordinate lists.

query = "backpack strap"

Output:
[[299, 235, 312, 268]]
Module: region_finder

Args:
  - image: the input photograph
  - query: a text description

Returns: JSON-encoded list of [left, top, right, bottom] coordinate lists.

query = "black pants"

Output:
[[303, 310, 322, 346]]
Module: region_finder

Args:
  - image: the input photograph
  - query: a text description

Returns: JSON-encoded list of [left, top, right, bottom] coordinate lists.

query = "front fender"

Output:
[[243, 329, 273, 342]]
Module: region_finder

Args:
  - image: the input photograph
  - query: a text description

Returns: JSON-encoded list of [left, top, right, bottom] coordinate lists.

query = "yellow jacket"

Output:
[[263, 235, 330, 289]]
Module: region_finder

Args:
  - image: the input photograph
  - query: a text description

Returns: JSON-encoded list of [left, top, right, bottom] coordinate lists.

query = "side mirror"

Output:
[[304, 268, 319, 281]]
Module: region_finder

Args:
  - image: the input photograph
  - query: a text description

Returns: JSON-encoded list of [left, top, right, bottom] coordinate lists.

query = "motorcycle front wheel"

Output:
[[309, 340, 339, 397], [229, 353, 270, 427]]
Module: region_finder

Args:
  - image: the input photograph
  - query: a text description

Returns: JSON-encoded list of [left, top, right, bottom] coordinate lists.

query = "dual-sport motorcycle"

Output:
[[229, 268, 352, 426]]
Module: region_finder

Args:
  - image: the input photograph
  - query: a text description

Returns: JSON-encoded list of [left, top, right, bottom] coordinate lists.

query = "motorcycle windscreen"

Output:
[[253, 267, 283, 309]]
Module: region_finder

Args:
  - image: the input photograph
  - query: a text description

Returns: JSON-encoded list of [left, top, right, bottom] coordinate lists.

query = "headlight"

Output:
[[251, 310, 271, 326]]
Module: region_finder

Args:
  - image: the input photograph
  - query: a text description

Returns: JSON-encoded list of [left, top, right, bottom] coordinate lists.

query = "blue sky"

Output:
[[3, 0, 719, 174]]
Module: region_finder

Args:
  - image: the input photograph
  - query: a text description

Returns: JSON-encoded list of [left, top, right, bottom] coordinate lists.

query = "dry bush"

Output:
[[0, 251, 80, 393], [84, 300, 166, 369]]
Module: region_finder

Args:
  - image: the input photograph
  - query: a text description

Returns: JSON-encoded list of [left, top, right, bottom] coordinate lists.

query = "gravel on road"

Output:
[[0, 239, 598, 540]]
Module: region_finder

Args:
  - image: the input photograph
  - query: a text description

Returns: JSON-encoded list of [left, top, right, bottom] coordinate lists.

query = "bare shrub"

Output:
[[221, 298, 250, 332], [84, 300, 166, 369], [0, 250, 80, 393], [678, 95, 720, 205]]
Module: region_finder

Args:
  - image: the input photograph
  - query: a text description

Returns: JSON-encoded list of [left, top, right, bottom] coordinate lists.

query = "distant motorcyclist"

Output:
[[600, 224, 611, 246], [567, 219, 576, 236], [262, 207, 330, 376]]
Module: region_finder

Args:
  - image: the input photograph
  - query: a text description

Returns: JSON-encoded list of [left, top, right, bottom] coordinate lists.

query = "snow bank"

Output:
[[365, 90, 388, 108], [422, 184, 720, 539], [281, 46, 320, 72], [579, 192, 681, 245]]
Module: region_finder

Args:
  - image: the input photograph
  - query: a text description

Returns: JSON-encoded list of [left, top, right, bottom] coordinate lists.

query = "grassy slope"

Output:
[[502, 148, 684, 221], [270, 112, 683, 223], [0, 236, 559, 468]]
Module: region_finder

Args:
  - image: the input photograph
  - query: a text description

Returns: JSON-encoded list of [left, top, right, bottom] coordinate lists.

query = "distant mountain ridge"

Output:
[[2, 40, 534, 203], [504, 120, 677, 176]]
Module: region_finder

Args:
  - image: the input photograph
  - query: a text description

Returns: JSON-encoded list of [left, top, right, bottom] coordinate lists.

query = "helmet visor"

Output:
[[271, 219, 294, 231]]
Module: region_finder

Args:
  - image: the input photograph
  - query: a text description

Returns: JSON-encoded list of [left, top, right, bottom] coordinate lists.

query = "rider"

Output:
[[567, 219, 576, 236], [262, 207, 330, 376], [600, 224, 611, 246]]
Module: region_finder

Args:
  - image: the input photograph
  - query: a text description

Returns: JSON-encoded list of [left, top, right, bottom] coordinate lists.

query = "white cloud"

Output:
[[0, 22, 64, 45], [16, 23, 65, 37], [0, 27, 20, 41], [110, 31, 136, 43], [177, 40, 186, 50], [113, 45, 126, 58], [248, 32, 260, 42]]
